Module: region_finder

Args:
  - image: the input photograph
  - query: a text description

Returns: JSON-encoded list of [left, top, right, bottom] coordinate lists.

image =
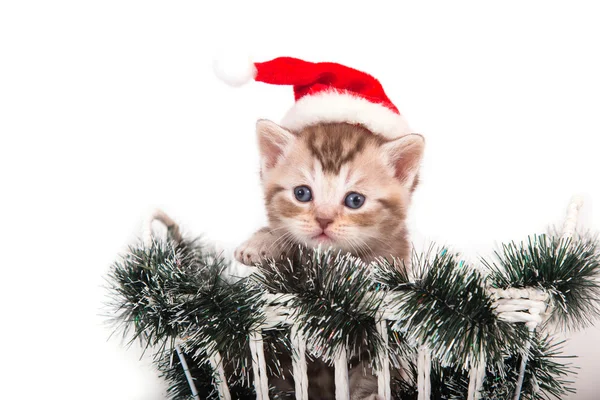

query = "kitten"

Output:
[[235, 120, 424, 400], [235, 120, 423, 266]]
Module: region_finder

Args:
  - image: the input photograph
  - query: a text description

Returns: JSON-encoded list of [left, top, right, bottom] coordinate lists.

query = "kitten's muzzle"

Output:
[[316, 217, 333, 230]]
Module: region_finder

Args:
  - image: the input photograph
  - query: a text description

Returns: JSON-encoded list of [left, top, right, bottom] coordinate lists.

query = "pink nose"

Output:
[[316, 217, 333, 230]]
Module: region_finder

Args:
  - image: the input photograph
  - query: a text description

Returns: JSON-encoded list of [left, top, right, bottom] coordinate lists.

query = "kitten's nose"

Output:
[[316, 217, 333, 230]]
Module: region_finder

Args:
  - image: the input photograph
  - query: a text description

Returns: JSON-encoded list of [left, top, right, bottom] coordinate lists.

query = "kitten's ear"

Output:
[[256, 119, 295, 171], [382, 134, 425, 189]]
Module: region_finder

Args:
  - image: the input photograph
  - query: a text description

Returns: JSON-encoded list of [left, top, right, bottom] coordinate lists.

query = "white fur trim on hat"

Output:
[[280, 91, 412, 139], [213, 54, 257, 87]]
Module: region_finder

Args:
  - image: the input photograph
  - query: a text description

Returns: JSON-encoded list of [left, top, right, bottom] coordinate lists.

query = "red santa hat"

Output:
[[213, 56, 412, 139]]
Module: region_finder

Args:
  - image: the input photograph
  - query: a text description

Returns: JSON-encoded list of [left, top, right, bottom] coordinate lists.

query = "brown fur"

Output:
[[265, 184, 285, 205], [257, 122, 421, 263], [235, 120, 425, 400], [304, 123, 374, 174]]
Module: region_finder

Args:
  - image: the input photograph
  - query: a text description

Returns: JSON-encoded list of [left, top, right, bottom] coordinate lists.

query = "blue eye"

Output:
[[344, 192, 365, 209], [294, 186, 312, 202]]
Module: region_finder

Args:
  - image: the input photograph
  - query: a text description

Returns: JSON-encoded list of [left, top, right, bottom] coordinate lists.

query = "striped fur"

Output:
[[258, 121, 424, 265], [235, 120, 425, 400]]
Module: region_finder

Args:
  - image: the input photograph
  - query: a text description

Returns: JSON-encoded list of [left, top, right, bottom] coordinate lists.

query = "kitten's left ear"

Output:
[[256, 119, 296, 173], [382, 134, 425, 189]]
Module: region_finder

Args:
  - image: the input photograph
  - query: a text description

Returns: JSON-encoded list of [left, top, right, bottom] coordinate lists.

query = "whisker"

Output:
[[356, 231, 392, 249], [268, 231, 294, 253], [344, 237, 363, 259], [353, 238, 372, 260], [357, 238, 377, 260], [276, 232, 294, 250]]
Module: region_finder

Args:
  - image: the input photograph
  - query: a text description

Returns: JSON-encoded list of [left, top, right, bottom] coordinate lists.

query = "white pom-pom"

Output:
[[213, 53, 257, 87]]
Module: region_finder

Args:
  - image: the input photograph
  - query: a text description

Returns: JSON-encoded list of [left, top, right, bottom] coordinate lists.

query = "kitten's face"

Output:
[[257, 121, 424, 258]]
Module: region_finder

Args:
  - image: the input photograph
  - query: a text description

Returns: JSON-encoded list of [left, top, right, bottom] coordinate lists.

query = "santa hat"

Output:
[[213, 56, 412, 139]]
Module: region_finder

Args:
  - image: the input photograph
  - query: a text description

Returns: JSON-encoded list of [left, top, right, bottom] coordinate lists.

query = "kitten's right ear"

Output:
[[382, 133, 425, 190], [256, 119, 295, 172]]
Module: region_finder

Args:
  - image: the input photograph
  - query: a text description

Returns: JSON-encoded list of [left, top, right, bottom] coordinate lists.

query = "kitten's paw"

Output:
[[234, 229, 279, 266], [234, 241, 265, 266]]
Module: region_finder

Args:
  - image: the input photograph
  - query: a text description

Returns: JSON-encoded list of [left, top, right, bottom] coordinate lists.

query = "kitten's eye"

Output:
[[293, 185, 312, 202], [344, 192, 366, 209]]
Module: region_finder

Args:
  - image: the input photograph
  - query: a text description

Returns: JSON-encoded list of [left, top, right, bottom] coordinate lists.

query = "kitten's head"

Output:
[[257, 120, 424, 259]]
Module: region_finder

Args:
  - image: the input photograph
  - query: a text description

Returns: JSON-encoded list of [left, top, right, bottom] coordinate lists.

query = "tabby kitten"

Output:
[[234, 120, 424, 400], [235, 119, 424, 267]]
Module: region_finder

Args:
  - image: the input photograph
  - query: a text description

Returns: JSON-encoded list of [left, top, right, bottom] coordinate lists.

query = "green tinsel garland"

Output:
[[106, 229, 600, 399]]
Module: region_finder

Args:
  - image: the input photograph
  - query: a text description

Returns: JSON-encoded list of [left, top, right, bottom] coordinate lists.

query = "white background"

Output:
[[1, 1, 599, 399]]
